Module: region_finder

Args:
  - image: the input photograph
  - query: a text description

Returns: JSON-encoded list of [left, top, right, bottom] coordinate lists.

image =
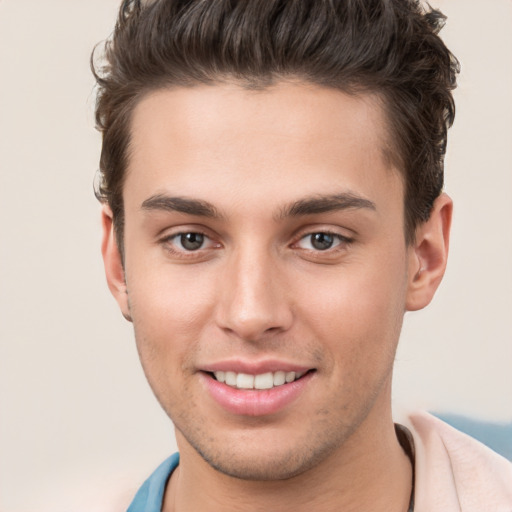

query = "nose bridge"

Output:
[[216, 242, 291, 340]]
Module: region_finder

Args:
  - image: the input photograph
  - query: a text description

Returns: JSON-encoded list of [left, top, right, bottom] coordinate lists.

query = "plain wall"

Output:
[[0, 0, 510, 510]]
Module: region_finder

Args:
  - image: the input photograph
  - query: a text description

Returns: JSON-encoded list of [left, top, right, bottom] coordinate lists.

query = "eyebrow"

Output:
[[141, 194, 222, 218], [140, 192, 376, 220], [278, 193, 376, 219]]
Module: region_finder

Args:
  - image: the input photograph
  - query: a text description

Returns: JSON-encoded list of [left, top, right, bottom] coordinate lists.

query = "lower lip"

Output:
[[201, 372, 314, 416]]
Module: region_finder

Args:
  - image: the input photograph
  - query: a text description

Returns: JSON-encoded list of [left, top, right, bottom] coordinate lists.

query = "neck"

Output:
[[163, 400, 412, 512]]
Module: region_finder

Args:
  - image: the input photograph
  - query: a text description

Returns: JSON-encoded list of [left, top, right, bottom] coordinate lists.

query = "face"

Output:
[[103, 82, 444, 481]]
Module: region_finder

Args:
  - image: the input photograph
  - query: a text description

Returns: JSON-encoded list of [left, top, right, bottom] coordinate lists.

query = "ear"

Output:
[[406, 193, 453, 311], [101, 204, 132, 322]]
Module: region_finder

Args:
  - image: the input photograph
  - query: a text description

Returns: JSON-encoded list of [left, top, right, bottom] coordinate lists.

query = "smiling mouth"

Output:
[[210, 370, 313, 390]]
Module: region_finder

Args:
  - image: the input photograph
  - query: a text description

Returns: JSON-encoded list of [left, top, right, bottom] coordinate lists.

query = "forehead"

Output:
[[125, 82, 400, 212]]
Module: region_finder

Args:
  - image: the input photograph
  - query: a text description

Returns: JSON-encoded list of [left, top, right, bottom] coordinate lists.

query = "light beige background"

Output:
[[0, 0, 510, 510]]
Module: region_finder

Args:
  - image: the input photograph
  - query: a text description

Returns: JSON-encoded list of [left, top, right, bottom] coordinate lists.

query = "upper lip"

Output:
[[200, 359, 314, 375]]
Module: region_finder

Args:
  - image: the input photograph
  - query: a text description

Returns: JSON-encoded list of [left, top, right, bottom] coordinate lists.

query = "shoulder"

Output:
[[406, 411, 512, 511]]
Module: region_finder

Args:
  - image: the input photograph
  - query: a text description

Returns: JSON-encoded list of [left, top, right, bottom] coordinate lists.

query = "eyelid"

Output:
[[295, 232, 343, 250], [289, 227, 355, 260], [291, 225, 354, 245], [159, 226, 222, 259], [158, 223, 218, 242], [169, 232, 215, 248]]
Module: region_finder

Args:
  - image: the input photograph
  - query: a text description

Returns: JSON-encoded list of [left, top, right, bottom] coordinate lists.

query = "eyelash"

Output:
[[159, 229, 353, 260], [293, 231, 353, 253], [160, 231, 220, 259]]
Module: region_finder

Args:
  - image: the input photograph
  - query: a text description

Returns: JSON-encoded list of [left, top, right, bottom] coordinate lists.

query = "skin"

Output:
[[102, 82, 452, 511]]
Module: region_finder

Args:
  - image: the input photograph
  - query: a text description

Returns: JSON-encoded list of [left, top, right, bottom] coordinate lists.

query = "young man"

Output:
[[94, 0, 512, 510]]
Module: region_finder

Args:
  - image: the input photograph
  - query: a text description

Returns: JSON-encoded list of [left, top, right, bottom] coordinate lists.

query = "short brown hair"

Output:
[[93, 0, 459, 252]]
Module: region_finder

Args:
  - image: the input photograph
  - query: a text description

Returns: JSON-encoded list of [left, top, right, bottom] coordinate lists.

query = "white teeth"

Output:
[[285, 371, 296, 383], [236, 373, 254, 389], [213, 369, 306, 389], [273, 371, 286, 386], [254, 372, 274, 390], [225, 371, 237, 386]]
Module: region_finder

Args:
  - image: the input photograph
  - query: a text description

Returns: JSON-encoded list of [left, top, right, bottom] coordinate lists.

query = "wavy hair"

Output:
[[92, 0, 459, 252]]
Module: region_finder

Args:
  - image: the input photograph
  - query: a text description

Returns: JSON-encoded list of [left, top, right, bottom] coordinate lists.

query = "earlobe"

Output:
[[406, 193, 453, 311], [101, 205, 132, 322]]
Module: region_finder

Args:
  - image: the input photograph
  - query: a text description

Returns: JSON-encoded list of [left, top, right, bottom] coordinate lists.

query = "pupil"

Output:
[[181, 233, 204, 250], [311, 233, 333, 250]]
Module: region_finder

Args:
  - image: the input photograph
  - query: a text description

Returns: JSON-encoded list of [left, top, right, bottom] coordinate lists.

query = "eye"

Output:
[[159, 229, 222, 262], [164, 231, 218, 253], [296, 232, 347, 251], [176, 232, 206, 251]]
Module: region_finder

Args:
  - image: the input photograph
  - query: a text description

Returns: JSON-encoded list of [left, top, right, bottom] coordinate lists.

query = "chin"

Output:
[[198, 448, 323, 481], [178, 423, 348, 482]]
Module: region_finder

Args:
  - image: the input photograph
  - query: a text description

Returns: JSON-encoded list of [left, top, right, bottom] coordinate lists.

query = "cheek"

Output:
[[295, 252, 408, 364], [125, 264, 217, 385], [128, 255, 217, 328]]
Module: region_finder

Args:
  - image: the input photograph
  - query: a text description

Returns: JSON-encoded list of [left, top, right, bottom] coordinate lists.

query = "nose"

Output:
[[215, 246, 293, 342]]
